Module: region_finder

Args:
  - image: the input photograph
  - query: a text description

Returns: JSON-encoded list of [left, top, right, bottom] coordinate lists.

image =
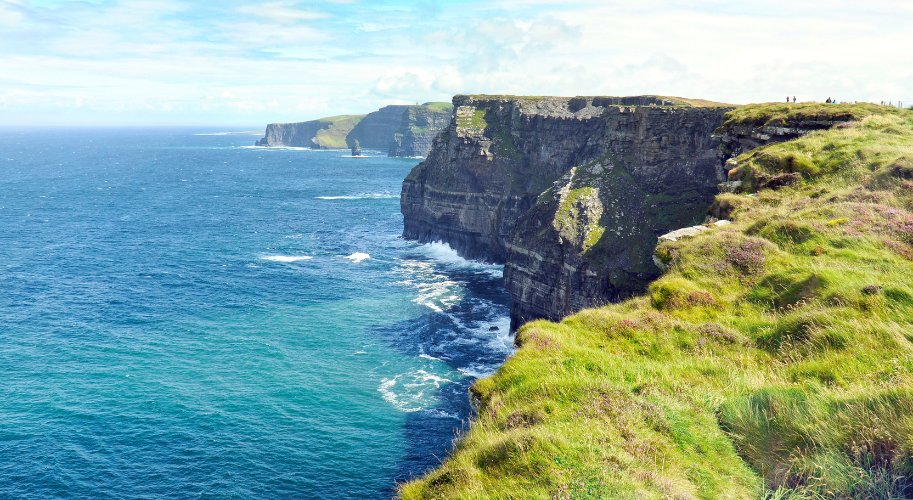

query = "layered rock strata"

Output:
[[401, 95, 734, 325], [256, 103, 452, 157], [388, 104, 453, 157], [255, 115, 363, 149], [346, 105, 411, 150]]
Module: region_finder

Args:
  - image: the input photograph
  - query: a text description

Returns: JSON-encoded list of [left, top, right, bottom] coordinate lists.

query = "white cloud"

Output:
[[0, 0, 910, 125], [236, 2, 327, 23]]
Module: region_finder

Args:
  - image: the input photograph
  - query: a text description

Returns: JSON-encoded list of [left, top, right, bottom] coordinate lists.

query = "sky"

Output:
[[0, 0, 911, 126]]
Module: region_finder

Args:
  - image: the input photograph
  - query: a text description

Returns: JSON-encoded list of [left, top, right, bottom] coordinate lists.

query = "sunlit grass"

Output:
[[401, 105, 913, 498]]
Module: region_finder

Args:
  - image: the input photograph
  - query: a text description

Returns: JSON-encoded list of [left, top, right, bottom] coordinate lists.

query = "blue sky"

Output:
[[1, 0, 911, 126]]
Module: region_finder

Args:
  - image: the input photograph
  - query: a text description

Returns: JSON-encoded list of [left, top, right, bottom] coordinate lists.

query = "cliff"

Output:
[[388, 102, 453, 157], [345, 105, 410, 150], [400, 95, 732, 324], [257, 103, 451, 156], [255, 114, 364, 149], [402, 103, 913, 499]]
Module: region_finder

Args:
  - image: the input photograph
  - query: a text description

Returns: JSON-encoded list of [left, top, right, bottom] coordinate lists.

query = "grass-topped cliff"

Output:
[[312, 114, 364, 148], [401, 104, 913, 498], [458, 94, 731, 108]]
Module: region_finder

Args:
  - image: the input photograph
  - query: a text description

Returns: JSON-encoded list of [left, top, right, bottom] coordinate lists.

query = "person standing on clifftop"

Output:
[[826, 97, 832, 103], [793, 96, 797, 103]]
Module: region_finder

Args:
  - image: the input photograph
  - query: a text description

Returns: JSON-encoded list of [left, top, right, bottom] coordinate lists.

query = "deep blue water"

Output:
[[0, 128, 512, 498]]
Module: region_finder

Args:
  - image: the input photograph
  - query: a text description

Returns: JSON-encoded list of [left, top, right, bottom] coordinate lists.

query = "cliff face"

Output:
[[256, 115, 364, 149], [257, 103, 451, 156], [400, 95, 733, 324], [503, 106, 730, 325], [256, 121, 326, 147], [345, 105, 410, 150], [389, 103, 453, 157], [400, 103, 913, 500]]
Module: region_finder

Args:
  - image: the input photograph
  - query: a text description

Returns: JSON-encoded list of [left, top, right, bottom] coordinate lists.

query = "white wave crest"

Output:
[[261, 255, 313, 263], [345, 252, 371, 263], [194, 131, 261, 136], [418, 241, 503, 277], [378, 369, 452, 412], [424, 409, 459, 419], [315, 192, 398, 200], [393, 260, 463, 312], [240, 145, 321, 151], [458, 363, 497, 379]]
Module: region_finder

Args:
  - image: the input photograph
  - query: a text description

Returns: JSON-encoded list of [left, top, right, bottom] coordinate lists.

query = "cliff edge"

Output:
[[402, 102, 913, 499], [256, 102, 451, 156], [401, 95, 733, 324], [255, 114, 363, 149]]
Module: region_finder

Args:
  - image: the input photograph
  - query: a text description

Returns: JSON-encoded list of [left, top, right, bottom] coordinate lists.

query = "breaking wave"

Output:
[[378, 369, 453, 413], [260, 255, 313, 263], [345, 252, 371, 263], [315, 192, 398, 200]]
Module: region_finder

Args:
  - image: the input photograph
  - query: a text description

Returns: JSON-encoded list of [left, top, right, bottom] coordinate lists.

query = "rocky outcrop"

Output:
[[346, 105, 411, 150], [716, 111, 862, 194], [718, 116, 857, 161], [401, 95, 734, 325], [256, 115, 364, 149], [388, 103, 453, 157], [653, 220, 731, 271]]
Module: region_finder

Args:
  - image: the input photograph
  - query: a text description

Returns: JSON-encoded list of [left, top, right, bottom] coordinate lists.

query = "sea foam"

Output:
[[418, 241, 503, 277], [378, 369, 453, 413], [261, 255, 313, 263], [345, 252, 371, 263], [315, 192, 398, 200]]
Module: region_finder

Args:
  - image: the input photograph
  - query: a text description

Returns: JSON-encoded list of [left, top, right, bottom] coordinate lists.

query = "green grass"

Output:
[[722, 102, 907, 128], [400, 105, 913, 498], [420, 102, 454, 113], [553, 185, 604, 252], [456, 108, 488, 131], [312, 114, 364, 148], [648, 95, 733, 108]]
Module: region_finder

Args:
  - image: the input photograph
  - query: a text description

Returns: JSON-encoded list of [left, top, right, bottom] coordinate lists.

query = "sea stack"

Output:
[[351, 139, 362, 157]]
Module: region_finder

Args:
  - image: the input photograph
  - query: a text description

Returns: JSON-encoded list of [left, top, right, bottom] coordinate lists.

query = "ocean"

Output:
[[0, 128, 512, 498]]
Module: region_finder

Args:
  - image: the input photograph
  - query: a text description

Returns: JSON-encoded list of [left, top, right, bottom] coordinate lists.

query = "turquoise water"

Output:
[[0, 129, 512, 498]]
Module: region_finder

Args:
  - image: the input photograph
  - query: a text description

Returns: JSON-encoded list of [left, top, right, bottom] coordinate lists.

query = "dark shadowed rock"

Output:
[[401, 95, 734, 326], [346, 105, 411, 150], [388, 103, 453, 157]]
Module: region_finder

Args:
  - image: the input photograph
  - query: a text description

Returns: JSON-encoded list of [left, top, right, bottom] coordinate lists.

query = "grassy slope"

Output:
[[421, 102, 454, 113], [401, 105, 913, 499], [313, 114, 364, 148]]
